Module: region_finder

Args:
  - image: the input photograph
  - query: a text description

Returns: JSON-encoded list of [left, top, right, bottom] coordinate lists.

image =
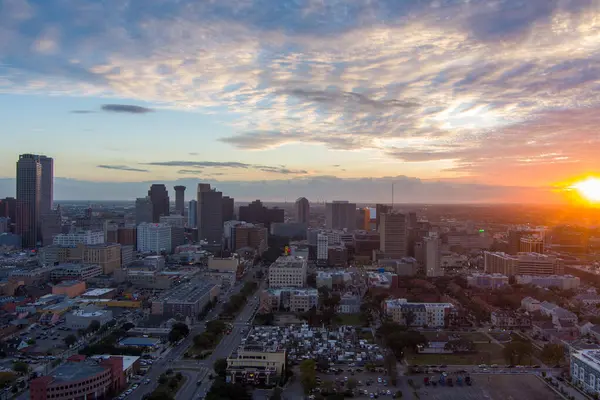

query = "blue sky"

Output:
[[1, 0, 600, 202]]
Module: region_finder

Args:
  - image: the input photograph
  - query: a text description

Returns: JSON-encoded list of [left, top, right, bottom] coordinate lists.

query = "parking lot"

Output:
[[313, 368, 401, 399], [414, 375, 563, 400]]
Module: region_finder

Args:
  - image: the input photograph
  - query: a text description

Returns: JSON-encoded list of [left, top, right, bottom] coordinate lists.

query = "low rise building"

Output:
[[50, 263, 103, 282], [113, 269, 173, 290], [151, 281, 219, 317], [227, 342, 286, 387], [268, 256, 307, 288], [384, 298, 454, 327], [367, 272, 397, 289], [338, 293, 361, 314], [81, 288, 116, 299], [52, 280, 86, 298], [516, 274, 580, 290], [575, 294, 600, 306], [316, 270, 352, 289], [521, 296, 541, 312], [65, 305, 113, 329], [53, 230, 105, 246], [259, 288, 318, 313], [571, 349, 600, 395], [490, 311, 532, 328], [208, 256, 240, 273], [467, 273, 509, 289]]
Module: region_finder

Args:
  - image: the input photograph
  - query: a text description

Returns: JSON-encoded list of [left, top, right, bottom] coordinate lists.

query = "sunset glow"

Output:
[[571, 178, 600, 203]]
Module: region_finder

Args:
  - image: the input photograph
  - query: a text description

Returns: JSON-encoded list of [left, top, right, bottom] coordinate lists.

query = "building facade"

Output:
[[148, 184, 170, 223], [50, 263, 103, 281], [227, 343, 286, 387], [467, 273, 509, 289], [135, 197, 153, 225], [379, 212, 408, 259], [571, 350, 600, 395], [137, 223, 171, 253], [16, 154, 42, 248], [424, 236, 442, 277], [53, 230, 105, 246], [384, 298, 454, 328], [295, 197, 310, 224], [197, 183, 224, 244], [174, 185, 186, 215], [188, 199, 198, 228], [325, 201, 356, 230], [268, 256, 308, 288]]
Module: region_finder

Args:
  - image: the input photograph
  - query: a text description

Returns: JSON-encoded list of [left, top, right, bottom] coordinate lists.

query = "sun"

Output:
[[571, 177, 600, 203]]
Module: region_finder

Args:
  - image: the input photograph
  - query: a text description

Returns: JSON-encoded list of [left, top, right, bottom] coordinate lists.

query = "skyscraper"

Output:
[[238, 200, 284, 228], [379, 212, 407, 259], [188, 200, 198, 228], [295, 197, 310, 224], [148, 184, 170, 222], [197, 183, 223, 244], [375, 204, 392, 230], [174, 185, 186, 215], [325, 201, 356, 230], [135, 197, 153, 225], [425, 235, 443, 277], [39, 155, 54, 214], [222, 196, 235, 222], [0, 197, 16, 222], [16, 154, 42, 248]]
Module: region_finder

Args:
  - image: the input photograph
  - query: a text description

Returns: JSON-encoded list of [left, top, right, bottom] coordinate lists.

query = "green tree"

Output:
[[168, 377, 178, 390], [147, 389, 174, 400], [88, 319, 101, 332], [403, 310, 416, 327], [158, 375, 168, 385], [175, 372, 183, 381], [503, 340, 533, 365], [540, 343, 565, 365], [64, 334, 77, 347], [213, 358, 228, 378], [270, 387, 283, 400], [299, 359, 317, 394], [347, 377, 358, 390], [12, 362, 28, 375]]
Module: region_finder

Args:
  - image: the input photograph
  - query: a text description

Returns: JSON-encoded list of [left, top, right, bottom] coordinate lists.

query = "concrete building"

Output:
[[467, 273, 509, 289], [117, 225, 136, 247], [40, 209, 62, 246], [379, 212, 407, 259], [317, 233, 328, 264], [295, 197, 310, 224], [0, 197, 17, 222], [159, 215, 186, 228], [270, 222, 307, 239], [113, 269, 173, 290], [151, 281, 219, 317], [375, 204, 392, 230], [52, 280, 86, 298], [188, 199, 198, 228], [50, 263, 103, 282], [208, 256, 240, 273], [571, 350, 600, 395], [222, 196, 235, 222], [82, 288, 116, 299], [338, 293, 361, 314], [137, 223, 171, 253], [353, 231, 380, 262], [424, 235, 443, 277], [30, 356, 127, 400], [227, 342, 286, 387], [121, 245, 134, 266], [0, 217, 8, 234], [238, 200, 284, 229], [197, 183, 224, 244], [259, 288, 319, 313], [516, 274, 580, 290], [135, 197, 153, 225], [174, 185, 186, 215], [268, 255, 308, 288], [53, 230, 104, 246], [16, 153, 42, 248], [327, 245, 348, 267], [484, 251, 519, 275], [490, 311, 532, 328], [325, 201, 356, 230], [65, 305, 113, 329], [148, 184, 170, 223], [234, 223, 268, 253], [316, 270, 352, 289], [384, 298, 454, 327], [516, 252, 563, 276], [521, 297, 541, 312], [378, 257, 418, 276], [367, 271, 397, 289], [520, 236, 544, 253]]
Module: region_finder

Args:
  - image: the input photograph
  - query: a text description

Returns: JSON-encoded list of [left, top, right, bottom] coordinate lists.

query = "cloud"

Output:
[[282, 88, 419, 110], [148, 160, 308, 175], [101, 104, 154, 114], [188, 152, 199, 156], [97, 165, 149, 172], [71, 110, 94, 114]]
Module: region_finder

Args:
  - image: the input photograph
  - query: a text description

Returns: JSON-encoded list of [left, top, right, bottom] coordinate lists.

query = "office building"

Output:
[[325, 201, 356, 230], [484, 251, 519, 275], [571, 349, 600, 395], [268, 255, 308, 288], [353, 231, 380, 262], [270, 222, 307, 239], [0, 197, 16, 222], [517, 252, 563, 275], [151, 281, 219, 317], [520, 236, 544, 253], [317, 233, 328, 264], [222, 196, 235, 222], [188, 199, 198, 228], [516, 275, 580, 290], [467, 273, 509, 289], [507, 229, 526, 255], [117, 225, 136, 247], [51, 280, 87, 298], [159, 215, 186, 228], [234, 223, 268, 253], [379, 212, 407, 259], [42, 243, 122, 275], [327, 245, 348, 267], [40, 208, 62, 246], [65, 305, 113, 329], [375, 204, 392, 230], [113, 268, 173, 290], [379, 257, 419, 276], [53, 230, 105, 246], [39, 155, 54, 214], [0, 217, 8, 234], [135, 197, 153, 225], [424, 235, 443, 277], [30, 356, 128, 400], [16, 154, 42, 248], [174, 185, 186, 215], [197, 183, 223, 244], [295, 197, 310, 224], [238, 200, 284, 228], [137, 223, 171, 253], [148, 184, 170, 222], [384, 298, 454, 327], [227, 341, 286, 387], [50, 263, 103, 281]]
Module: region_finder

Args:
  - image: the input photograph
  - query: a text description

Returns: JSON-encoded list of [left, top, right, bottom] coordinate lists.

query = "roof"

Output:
[[90, 355, 139, 371], [82, 288, 114, 297], [56, 280, 83, 287], [118, 337, 160, 347], [50, 362, 107, 383]]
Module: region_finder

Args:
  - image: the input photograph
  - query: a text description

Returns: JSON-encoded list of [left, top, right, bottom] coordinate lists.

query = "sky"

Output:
[[1, 0, 600, 202]]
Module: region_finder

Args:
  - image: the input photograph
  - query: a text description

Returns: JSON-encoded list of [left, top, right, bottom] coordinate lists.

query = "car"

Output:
[[377, 377, 382, 383]]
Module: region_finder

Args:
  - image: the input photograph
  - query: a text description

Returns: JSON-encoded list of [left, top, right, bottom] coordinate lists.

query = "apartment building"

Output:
[[268, 256, 307, 288], [520, 236, 544, 253], [490, 311, 532, 328], [516, 274, 580, 290], [53, 230, 104, 246], [137, 223, 171, 253], [384, 298, 454, 327], [467, 273, 509, 289]]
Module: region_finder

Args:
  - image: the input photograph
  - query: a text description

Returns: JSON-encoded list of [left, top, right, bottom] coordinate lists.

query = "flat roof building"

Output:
[[152, 281, 219, 317], [268, 255, 307, 288], [227, 341, 286, 387], [51, 263, 103, 282]]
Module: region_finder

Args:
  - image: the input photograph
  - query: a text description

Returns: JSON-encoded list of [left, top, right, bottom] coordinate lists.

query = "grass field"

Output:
[[406, 343, 506, 365], [335, 313, 364, 326], [422, 331, 491, 343]]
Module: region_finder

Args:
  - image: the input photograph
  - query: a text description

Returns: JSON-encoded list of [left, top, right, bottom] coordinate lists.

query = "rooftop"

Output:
[[573, 349, 600, 370], [82, 288, 115, 297], [159, 281, 216, 304], [55, 280, 83, 287], [50, 361, 108, 383], [118, 337, 160, 347], [270, 256, 307, 268], [385, 298, 454, 309]]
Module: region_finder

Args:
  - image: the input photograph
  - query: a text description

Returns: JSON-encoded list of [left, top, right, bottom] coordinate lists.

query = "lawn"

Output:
[[406, 343, 506, 365], [151, 373, 187, 398], [335, 313, 364, 326], [422, 331, 490, 343]]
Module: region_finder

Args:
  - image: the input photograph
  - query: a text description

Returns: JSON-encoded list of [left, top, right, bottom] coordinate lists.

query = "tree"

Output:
[[12, 362, 28, 375], [403, 310, 416, 327], [270, 387, 283, 400], [168, 378, 178, 390], [168, 322, 190, 343], [214, 358, 228, 378], [158, 375, 168, 385], [347, 378, 358, 390], [88, 320, 101, 332], [64, 334, 78, 347], [175, 372, 183, 381], [541, 343, 565, 366], [166, 369, 173, 376], [299, 359, 317, 394], [503, 340, 533, 365]]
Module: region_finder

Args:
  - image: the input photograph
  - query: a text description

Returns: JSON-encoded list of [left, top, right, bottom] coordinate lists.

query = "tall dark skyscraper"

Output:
[[375, 203, 392, 230], [39, 155, 54, 214], [222, 196, 234, 222], [238, 200, 284, 228], [174, 185, 186, 215], [197, 183, 223, 244], [0, 197, 16, 222], [325, 201, 356, 230], [16, 154, 42, 248], [295, 197, 310, 224], [148, 184, 170, 223]]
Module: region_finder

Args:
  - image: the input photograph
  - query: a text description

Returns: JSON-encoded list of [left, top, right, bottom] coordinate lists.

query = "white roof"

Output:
[[83, 288, 114, 297]]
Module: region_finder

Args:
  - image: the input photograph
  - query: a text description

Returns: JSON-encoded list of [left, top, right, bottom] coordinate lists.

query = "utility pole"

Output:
[[391, 183, 395, 208]]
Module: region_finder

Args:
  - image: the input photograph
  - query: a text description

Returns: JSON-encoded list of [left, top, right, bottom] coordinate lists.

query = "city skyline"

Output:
[[2, 1, 600, 203]]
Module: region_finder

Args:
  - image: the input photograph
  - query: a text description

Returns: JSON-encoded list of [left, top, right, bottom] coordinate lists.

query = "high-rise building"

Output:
[[379, 212, 407, 259], [407, 212, 418, 230], [174, 185, 186, 216], [16, 154, 42, 248], [507, 229, 525, 255], [188, 200, 198, 228], [135, 197, 153, 225], [234, 223, 268, 253], [148, 184, 170, 223], [317, 233, 328, 263], [325, 201, 356, 230], [40, 207, 62, 246], [520, 236, 544, 253], [197, 183, 223, 244], [295, 197, 310, 224], [39, 155, 54, 215], [0, 197, 16, 222], [375, 204, 392, 230], [424, 235, 443, 277], [222, 196, 235, 222], [238, 200, 284, 228]]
